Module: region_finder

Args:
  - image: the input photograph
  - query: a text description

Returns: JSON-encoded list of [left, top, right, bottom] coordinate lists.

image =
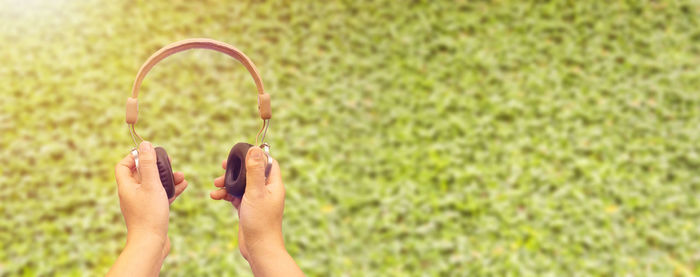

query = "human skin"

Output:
[[107, 142, 302, 276], [210, 147, 304, 276], [107, 141, 188, 277]]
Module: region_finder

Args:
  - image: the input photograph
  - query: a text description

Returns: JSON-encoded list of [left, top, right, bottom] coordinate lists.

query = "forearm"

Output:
[[107, 234, 166, 277], [248, 244, 303, 277]]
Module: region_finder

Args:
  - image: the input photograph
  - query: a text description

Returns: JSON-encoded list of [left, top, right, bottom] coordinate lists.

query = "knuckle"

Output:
[[140, 162, 157, 169], [246, 159, 264, 169], [139, 156, 156, 164]]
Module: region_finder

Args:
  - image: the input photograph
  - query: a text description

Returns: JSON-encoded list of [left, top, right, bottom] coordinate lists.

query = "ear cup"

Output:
[[224, 142, 253, 197], [155, 147, 176, 199]]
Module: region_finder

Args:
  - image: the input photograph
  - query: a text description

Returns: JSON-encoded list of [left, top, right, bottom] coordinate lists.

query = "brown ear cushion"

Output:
[[224, 142, 253, 197], [155, 147, 176, 199]]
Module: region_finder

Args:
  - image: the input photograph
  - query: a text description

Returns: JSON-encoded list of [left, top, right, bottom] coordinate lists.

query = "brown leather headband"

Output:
[[126, 38, 271, 124]]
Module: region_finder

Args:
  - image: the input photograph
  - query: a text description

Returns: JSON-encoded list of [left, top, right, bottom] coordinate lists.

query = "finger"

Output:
[[161, 236, 171, 259], [230, 196, 241, 210], [115, 154, 137, 186], [214, 175, 225, 187], [174, 171, 184, 185], [265, 159, 284, 191], [245, 147, 267, 196], [238, 224, 245, 244], [222, 160, 227, 170], [224, 194, 234, 202], [137, 141, 161, 189], [237, 224, 247, 259], [169, 180, 188, 204], [210, 188, 228, 200], [174, 180, 188, 198]]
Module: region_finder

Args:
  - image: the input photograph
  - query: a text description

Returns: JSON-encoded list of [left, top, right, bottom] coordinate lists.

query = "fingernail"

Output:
[[139, 141, 153, 152]]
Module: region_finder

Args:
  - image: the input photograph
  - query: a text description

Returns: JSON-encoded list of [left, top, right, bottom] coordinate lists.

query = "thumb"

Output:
[[245, 147, 267, 196], [138, 141, 161, 189]]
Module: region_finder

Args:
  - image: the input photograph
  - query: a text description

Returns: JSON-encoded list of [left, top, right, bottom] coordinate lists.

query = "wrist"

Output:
[[247, 243, 301, 276], [247, 239, 287, 262], [126, 231, 167, 253], [111, 231, 167, 276]]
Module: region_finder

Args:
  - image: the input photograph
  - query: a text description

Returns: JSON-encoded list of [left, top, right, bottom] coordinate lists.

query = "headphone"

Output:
[[125, 38, 272, 199]]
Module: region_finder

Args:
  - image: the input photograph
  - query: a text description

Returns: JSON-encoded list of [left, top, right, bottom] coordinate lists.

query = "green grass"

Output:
[[1, 0, 699, 275]]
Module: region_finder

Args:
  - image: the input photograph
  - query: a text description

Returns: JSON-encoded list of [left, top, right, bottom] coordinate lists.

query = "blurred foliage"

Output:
[[1, 0, 699, 276]]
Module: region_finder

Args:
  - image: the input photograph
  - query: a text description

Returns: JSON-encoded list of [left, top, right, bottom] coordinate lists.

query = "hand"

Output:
[[113, 141, 188, 258], [210, 147, 285, 260], [211, 147, 303, 276]]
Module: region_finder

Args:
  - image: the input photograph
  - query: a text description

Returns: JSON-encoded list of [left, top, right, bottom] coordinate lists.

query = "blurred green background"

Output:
[[1, 0, 699, 275]]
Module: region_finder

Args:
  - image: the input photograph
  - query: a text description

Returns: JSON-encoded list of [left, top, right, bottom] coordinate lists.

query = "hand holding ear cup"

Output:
[[224, 143, 254, 197], [154, 147, 176, 198], [224, 143, 274, 197]]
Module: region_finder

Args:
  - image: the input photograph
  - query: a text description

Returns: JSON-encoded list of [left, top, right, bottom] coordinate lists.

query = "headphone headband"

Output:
[[125, 38, 271, 124]]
